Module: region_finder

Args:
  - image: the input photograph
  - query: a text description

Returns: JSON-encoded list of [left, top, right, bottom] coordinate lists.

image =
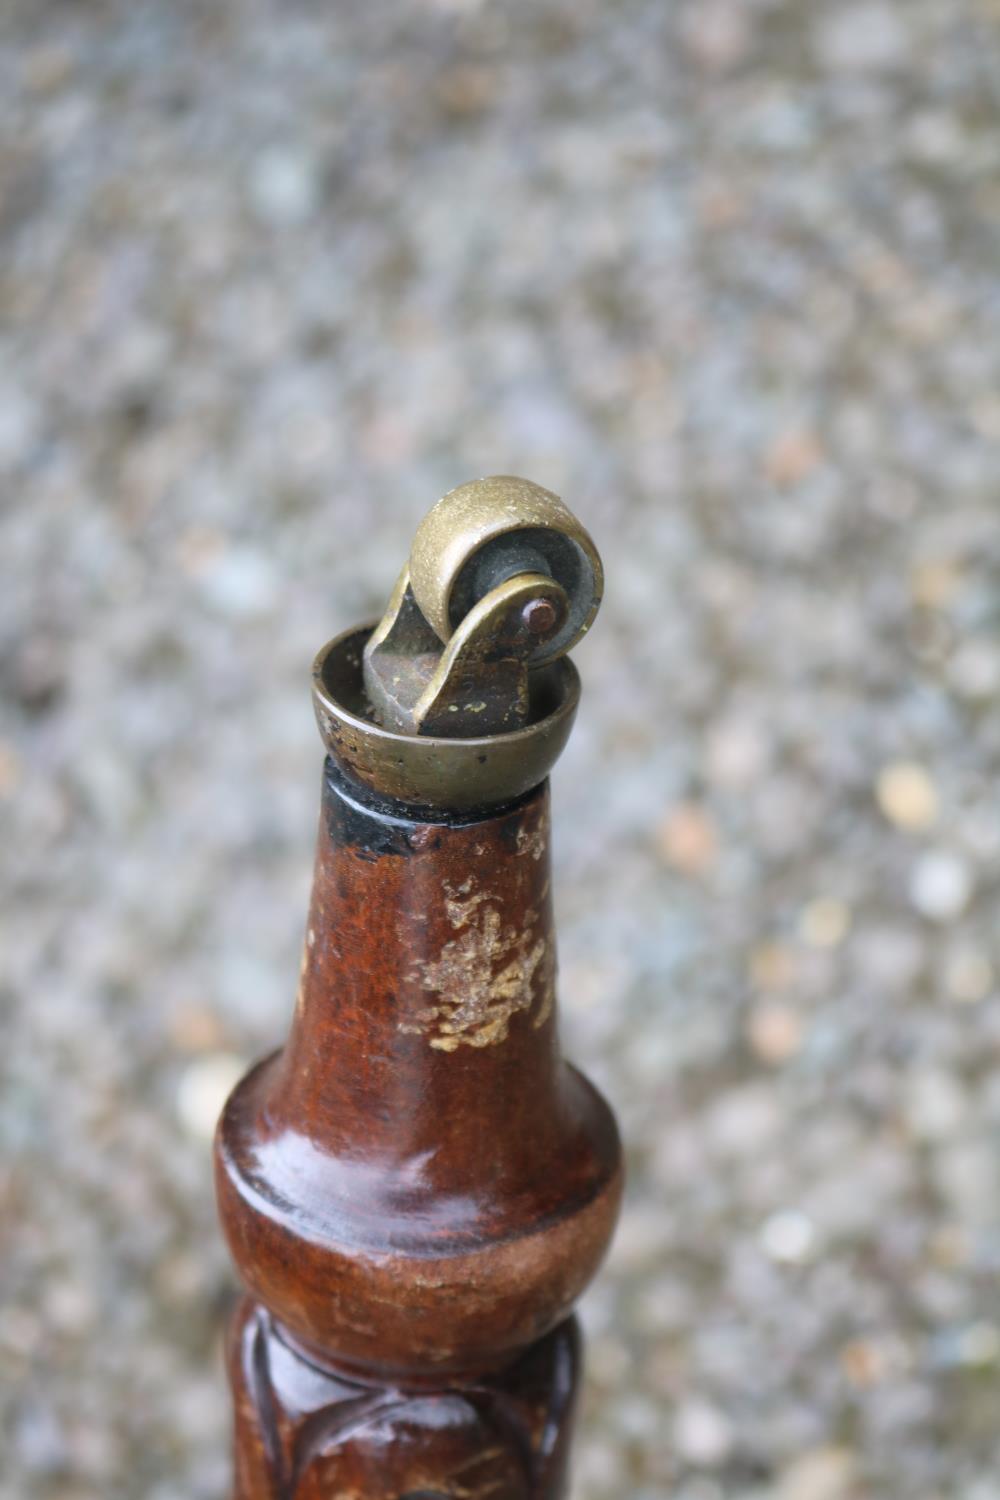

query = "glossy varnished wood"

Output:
[[227, 1300, 581, 1500], [216, 763, 622, 1497]]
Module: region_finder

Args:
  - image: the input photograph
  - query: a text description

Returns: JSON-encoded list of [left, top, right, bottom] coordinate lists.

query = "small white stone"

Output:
[[935, 1140, 1000, 1224], [0, 385, 40, 469], [0, 1308, 41, 1357], [707, 1083, 782, 1158], [200, 547, 279, 619], [42, 1278, 96, 1336], [777, 1446, 857, 1500], [906, 112, 967, 167], [957, 1322, 1000, 1368], [761, 1208, 817, 1264], [585, 1333, 631, 1388], [945, 946, 994, 1004], [903, 1068, 966, 1142], [853, 924, 924, 990], [876, 761, 938, 830], [576, 1435, 625, 1495], [613, 1394, 662, 1442], [176, 1053, 246, 1141], [706, 716, 768, 787], [949, 638, 1000, 701], [815, 4, 906, 71], [964, 1480, 1000, 1500], [679, 1, 751, 72], [611, 1203, 671, 1272], [673, 1399, 733, 1466], [249, 146, 319, 227], [909, 851, 973, 922], [799, 897, 851, 948]]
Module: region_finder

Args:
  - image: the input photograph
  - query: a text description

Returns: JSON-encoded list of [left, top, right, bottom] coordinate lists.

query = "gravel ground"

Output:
[[3, 1, 1000, 1497]]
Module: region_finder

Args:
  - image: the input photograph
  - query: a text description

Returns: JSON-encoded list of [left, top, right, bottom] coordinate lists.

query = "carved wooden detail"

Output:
[[228, 1298, 580, 1500]]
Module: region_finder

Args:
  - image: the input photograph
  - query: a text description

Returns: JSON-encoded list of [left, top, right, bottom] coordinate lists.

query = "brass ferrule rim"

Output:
[[312, 624, 580, 812]]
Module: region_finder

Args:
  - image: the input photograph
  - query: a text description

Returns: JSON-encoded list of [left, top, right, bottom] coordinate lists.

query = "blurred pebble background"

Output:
[[2, 1, 1000, 1497]]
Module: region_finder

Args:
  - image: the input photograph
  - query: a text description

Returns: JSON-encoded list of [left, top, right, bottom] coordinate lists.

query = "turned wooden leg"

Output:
[[228, 1299, 581, 1500], [214, 479, 621, 1499]]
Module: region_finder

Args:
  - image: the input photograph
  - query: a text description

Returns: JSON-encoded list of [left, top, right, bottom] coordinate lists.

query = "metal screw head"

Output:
[[522, 597, 559, 637], [408, 475, 603, 656]]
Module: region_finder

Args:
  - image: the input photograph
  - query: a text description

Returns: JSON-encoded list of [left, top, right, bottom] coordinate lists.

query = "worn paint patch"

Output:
[[443, 876, 490, 931], [402, 878, 553, 1050], [515, 821, 546, 862]]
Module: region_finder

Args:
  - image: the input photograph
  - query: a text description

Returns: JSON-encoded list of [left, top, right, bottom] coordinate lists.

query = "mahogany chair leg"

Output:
[[214, 478, 622, 1499], [227, 1300, 581, 1500]]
